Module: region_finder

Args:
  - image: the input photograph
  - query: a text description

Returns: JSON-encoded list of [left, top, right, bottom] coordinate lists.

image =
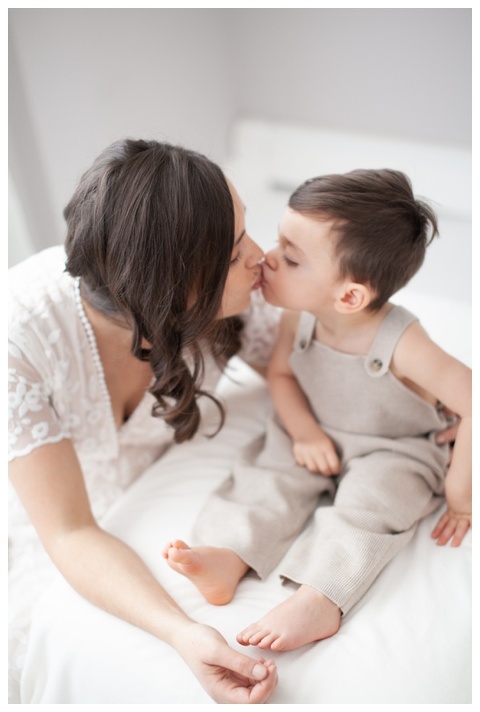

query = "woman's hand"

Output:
[[10, 441, 278, 704], [175, 622, 278, 704]]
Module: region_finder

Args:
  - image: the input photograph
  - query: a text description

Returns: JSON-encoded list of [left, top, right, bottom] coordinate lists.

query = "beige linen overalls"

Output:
[[194, 305, 449, 614]]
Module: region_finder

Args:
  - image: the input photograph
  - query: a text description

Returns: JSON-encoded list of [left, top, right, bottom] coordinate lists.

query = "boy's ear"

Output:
[[335, 282, 372, 313]]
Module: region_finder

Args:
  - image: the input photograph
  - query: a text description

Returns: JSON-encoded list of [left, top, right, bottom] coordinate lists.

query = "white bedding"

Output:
[[22, 293, 471, 704], [19, 121, 472, 704]]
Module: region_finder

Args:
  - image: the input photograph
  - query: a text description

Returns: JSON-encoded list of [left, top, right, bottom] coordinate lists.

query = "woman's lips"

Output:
[[252, 267, 265, 289]]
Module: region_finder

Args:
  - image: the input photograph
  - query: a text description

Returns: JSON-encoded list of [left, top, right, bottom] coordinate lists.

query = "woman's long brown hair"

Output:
[[64, 138, 242, 442]]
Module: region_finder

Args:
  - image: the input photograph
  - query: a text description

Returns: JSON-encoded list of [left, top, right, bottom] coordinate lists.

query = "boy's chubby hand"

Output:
[[431, 469, 471, 546], [293, 430, 340, 476], [431, 508, 471, 547]]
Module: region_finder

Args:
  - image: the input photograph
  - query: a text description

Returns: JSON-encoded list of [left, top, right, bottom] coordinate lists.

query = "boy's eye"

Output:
[[282, 255, 298, 267]]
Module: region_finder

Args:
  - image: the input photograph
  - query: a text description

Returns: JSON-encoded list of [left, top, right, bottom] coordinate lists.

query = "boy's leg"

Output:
[[162, 540, 250, 605], [283, 451, 444, 613], [238, 451, 444, 650], [165, 417, 335, 602], [194, 418, 335, 574], [236, 583, 341, 651]]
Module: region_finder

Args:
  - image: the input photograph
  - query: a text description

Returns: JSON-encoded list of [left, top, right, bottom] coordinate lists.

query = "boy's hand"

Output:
[[431, 468, 472, 546], [293, 431, 340, 476], [431, 508, 471, 547]]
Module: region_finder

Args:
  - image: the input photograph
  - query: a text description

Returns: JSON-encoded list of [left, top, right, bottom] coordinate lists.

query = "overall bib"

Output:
[[194, 306, 449, 613]]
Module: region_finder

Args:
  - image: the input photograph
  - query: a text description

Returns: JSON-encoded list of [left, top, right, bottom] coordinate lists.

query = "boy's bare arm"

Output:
[[267, 311, 340, 475], [392, 321, 472, 545]]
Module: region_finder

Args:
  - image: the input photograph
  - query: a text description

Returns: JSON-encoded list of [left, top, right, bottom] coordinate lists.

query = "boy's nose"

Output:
[[264, 249, 278, 270]]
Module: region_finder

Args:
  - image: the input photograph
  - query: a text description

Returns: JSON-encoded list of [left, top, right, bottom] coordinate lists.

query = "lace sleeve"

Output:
[[238, 290, 282, 369], [8, 340, 68, 461]]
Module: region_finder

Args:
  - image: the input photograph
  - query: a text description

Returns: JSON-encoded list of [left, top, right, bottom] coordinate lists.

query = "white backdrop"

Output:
[[9, 8, 471, 267]]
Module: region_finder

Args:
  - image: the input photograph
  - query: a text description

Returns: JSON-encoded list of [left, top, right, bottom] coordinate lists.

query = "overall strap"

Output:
[[364, 305, 418, 378], [293, 311, 317, 352]]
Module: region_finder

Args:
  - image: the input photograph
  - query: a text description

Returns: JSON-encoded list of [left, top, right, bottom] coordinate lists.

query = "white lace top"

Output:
[[8, 246, 280, 700], [8, 245, 280, 518]]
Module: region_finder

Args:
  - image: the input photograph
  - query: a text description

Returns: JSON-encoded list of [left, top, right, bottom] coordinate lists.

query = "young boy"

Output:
[[163, 169, 471, 653]]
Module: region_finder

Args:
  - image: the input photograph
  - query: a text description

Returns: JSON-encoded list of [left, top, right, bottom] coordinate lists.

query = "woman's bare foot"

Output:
[[162, 540, 249, 605], [236, 584, 341, 651]]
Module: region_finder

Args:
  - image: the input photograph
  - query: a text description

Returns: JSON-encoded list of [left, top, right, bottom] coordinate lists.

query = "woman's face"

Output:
[[219, 182, 264, 318]]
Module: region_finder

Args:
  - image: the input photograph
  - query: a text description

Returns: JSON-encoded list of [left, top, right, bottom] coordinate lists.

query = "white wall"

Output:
[[229, 8, 471, 146], [8, 8, 471, 265], [225, 119, 471, 305], [9, 9, 237, 258]]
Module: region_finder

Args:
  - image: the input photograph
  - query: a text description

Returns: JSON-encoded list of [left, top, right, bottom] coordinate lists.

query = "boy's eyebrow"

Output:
[[282, 236, 305, 255]]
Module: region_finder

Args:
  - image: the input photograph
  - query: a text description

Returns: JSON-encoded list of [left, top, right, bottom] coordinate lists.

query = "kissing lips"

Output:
[[252, 270, 264, 290]]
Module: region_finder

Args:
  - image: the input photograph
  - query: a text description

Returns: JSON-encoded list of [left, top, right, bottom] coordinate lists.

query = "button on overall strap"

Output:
[[293, 312, 317, 352], [364, 305, 418, 378]]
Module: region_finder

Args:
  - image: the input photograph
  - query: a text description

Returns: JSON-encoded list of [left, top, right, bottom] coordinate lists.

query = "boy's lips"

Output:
[[252, 269, 264, 289]]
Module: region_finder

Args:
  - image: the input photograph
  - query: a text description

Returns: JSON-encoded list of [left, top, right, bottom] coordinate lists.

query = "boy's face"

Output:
[[262, 208, 343, 313]]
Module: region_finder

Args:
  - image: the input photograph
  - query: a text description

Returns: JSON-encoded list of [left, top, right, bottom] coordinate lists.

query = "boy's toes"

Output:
[[168, 546, 196, 566], [237, 625, 267, 647], [256, 632, 279, 650], [170, 539, 190, 550], [247, 629, 269, 646], [237, 625, 256, 645], [162, 540, 177, 558], [237, 622, 283, 650], [163, 539, 192, 562], [270, 634, 288, 651], [163, 539, 191, 559]]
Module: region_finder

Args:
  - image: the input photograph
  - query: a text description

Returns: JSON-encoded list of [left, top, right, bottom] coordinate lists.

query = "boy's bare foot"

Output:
[[236, 584, 341, 651], [162, 540, 248, 605]]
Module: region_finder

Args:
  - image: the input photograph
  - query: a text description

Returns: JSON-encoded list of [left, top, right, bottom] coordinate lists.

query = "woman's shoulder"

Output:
[[9, 246, 73, 322], [238, 290, 282, 369], [9, 246, 80, 364], [9, 244, 69, 291]]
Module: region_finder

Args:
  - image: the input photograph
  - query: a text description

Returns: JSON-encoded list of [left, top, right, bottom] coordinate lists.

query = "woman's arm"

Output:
[[9, 439, 277, 703], [267, 311, 340, 475]]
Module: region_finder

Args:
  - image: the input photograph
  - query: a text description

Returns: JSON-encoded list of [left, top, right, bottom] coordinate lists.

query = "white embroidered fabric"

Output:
[[8, 246, 280, 702], [238, 287, 281, 369]]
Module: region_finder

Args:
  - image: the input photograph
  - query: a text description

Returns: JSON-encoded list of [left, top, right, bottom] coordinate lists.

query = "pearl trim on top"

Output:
[[73, 278, 117, 433]]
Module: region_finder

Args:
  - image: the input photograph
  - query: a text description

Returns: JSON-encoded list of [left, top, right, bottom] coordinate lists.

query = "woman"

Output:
[[8, 138, 279, 704]]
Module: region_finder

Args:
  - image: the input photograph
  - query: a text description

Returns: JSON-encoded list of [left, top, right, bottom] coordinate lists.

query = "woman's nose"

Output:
[[245, 236, 264, 268]]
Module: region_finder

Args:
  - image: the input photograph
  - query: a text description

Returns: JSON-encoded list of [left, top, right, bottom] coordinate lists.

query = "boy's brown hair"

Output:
[[289, 169, 438, 310]]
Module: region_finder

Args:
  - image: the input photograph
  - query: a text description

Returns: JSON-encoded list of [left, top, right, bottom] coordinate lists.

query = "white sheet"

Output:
[[21, 293, 472, 704], [19, 118, 472, 704]]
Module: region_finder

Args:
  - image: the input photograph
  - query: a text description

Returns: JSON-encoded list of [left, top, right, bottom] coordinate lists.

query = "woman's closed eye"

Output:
[[230, 250, 242, 266]]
